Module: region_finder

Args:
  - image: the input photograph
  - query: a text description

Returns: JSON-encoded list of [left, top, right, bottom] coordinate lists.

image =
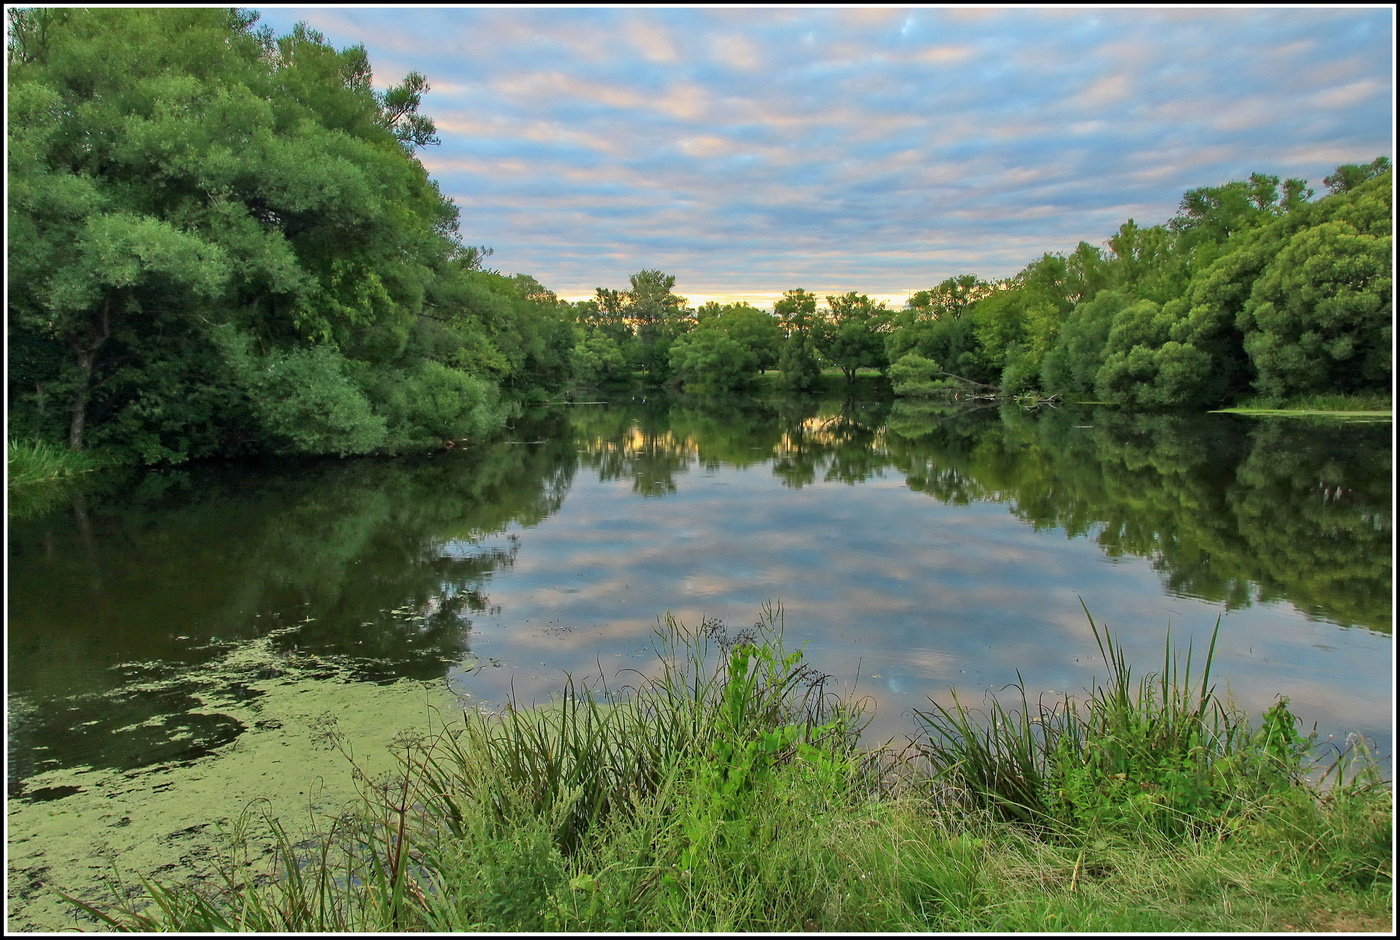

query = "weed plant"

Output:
[[64, 606, 1392, 932], [7, 438, 113, 520], [6, 437, 108, 488], [911, 607, 1324, 838]]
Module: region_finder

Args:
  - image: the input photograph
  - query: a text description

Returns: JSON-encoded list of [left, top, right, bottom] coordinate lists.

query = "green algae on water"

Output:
[[6, 632, 465, 932]]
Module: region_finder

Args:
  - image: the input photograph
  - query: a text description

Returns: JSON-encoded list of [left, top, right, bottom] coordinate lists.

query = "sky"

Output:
[[250, 5, 1395, 309]]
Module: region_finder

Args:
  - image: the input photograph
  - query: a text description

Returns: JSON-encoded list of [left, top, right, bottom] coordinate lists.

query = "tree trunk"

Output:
[[68, 348, 93, 451], [68, 297, 111, 451]]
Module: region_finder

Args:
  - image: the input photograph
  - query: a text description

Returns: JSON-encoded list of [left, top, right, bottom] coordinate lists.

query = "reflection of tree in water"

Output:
[[278, 536, 521, 682], [571, 396, 895, 493], [810, 398, 892, 485], [571, 402, 693, 497], [770, 397, 892, 488], [882, 404, 1392, 632], [1226, 421, 1391, 631], [8, 420, 580, 775]]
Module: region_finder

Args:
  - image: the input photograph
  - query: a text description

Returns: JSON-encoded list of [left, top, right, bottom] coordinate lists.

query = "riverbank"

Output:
[[1212, 392, 1393, 422], [56, 610, 1392, 933]]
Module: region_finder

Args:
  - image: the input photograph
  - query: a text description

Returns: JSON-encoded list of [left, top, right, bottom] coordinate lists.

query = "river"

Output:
[[6, 396, 1392, 929]]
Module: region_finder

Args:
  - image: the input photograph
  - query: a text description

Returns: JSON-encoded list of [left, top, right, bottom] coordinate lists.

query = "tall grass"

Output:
[[7, 437, 108, 487], [910, 606, 1324, 837], [63, 606, 1392, 932]]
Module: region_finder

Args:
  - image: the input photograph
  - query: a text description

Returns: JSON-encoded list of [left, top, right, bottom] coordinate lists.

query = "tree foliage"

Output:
[[1239, 172, 1392, 400], [7, 7, 575, 461], [814, 292, 890, 384], [669, 329, 758, 394], [884, 159, 1392, 408]]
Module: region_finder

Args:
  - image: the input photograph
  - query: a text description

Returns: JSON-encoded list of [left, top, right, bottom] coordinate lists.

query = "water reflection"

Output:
[[880, 403, 1392, 633], [7, 398, 1391, 791], [7, 411, 577, 783], [567, 397, 1390, 636]]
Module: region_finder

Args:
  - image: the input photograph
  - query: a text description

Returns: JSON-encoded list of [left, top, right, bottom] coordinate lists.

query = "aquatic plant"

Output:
[[6, 437, 108, 488]]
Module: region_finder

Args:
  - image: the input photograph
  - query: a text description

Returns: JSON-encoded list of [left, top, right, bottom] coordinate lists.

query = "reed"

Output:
[[6, 437, 108, 488], [910, 604, 1319, 837], [1224, 391, 1392, 413]]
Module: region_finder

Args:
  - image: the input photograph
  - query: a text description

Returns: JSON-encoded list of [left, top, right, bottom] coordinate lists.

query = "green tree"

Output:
[[888, 353, 952, 398], [594, 269, 690, 381], [903, 274, 988, 321], [1239, 172, 1392, 400], [885, 312, 986, 385], [669, 329, 759, 394], [7, 7, 487, 460], [697, 303, 783, 372], [1170, 172, 1312, 245], [773, 288, 823, 391], [1093, 299, 1174, 406], [773, 288, 818, 336], [814, 292, 890, 384], [212, 324, 387, 456], [627, 269, 686, 325], [966, 287, 1031, 383], [376, 69, 441, 150], [1104, 219, 1187, 304], [1040, 290, 1128, 398], [775, 332, 823, 392], [572, 332, 628, 386], [1166, 171, 1313, 289], [1323, 156, 1390, 195]]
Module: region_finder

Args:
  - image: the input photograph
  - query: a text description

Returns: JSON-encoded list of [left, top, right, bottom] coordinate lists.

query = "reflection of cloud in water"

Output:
[[442, 455, 1391, 761]]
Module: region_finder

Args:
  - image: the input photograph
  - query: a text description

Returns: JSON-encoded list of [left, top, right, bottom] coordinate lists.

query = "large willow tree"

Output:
[[8, 7, 533, 461]]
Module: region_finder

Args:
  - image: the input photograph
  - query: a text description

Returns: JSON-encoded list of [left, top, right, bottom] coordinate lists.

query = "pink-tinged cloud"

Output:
[[253, 5, 1393, 304]]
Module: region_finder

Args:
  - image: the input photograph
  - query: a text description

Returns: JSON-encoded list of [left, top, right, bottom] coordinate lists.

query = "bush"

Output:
[[358, 359, 505, 450], [214, 325, 386, 456], [669, 330, 759, 394], [889, 354, 949, 397], [571, 333, 629, 386]]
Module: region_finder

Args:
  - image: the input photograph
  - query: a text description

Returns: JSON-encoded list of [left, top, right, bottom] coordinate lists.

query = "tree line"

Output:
[[565, 155, 1390, 406], [886, 160, 1391, 407], [7, 8, 1392, 466]]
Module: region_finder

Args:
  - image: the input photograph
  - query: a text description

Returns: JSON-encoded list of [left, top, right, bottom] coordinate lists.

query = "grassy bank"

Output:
[[7, 437, 112, 487], [1214, 392, 1392, 421], [750, 367, 893, 398], [63, 608, 1392, 932], [7, 438, 115, 520]]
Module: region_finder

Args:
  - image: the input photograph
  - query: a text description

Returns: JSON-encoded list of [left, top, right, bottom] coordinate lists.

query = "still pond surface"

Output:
[[6, 396, 1393, 926]]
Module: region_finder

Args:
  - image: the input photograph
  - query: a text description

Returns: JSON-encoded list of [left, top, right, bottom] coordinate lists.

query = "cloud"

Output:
[[253, 6, 1394, 302], [709, 32, 762, 71], [1310, 78, 1386, 110], [622, 16, 683, 65]]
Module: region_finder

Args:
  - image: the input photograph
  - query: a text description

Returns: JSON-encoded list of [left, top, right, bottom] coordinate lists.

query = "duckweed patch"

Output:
[[6, 631, 461, 932]]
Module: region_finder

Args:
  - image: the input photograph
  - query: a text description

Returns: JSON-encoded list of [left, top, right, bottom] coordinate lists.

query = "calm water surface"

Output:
[[8, 397, 1393, 790]]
